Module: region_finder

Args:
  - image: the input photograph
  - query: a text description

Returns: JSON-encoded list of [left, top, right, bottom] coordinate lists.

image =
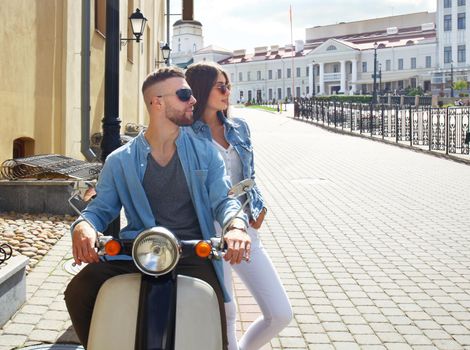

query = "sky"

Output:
[[171, 0, 436, 53]]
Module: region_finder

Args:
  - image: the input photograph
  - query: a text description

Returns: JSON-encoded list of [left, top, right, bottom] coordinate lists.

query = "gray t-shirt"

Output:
[[143, 152, 202, 241]]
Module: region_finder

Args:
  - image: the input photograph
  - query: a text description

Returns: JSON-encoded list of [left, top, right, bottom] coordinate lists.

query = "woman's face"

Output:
[[206, 72, 231, 114]]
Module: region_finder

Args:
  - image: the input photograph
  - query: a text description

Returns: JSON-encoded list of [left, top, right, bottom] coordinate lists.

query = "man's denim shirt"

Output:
[[71, 128, 247, 301], [190, 112, 265, 220]]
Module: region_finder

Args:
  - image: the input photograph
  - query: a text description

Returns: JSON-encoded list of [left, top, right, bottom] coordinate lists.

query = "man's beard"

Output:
[[166, 105, 194, 126]]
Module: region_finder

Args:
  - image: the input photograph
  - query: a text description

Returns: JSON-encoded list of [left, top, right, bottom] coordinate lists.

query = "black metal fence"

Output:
[[295, 99, 470, 158]]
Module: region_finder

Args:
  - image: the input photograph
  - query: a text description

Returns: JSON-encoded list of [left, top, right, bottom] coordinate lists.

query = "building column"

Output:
[[319, 62, 325, 95], [351, 59, 357, 94], [340, 60, 346, 94], [308, 62, 314, 97]]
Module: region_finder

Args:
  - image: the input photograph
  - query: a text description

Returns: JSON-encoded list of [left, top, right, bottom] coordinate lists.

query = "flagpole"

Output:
[[290, 5, 295, 101]]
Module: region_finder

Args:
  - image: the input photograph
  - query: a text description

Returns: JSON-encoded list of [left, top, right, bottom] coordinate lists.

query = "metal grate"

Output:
[[0, 154, 102, 181]]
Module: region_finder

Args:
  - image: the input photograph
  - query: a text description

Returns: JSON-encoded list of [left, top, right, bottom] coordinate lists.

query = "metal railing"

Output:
[[0, 243, 13, 266], [295, 98, 470, 159]]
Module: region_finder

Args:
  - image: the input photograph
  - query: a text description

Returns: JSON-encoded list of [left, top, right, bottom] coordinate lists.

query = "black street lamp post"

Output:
[[372, 42, 378, 104], [101, 2, 147, 235], [378, 63, 382, 95], [312, 61, 315, 98], [450, 61, 454, 98]]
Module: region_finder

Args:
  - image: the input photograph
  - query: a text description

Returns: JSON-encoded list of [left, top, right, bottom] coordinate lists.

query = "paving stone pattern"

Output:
[[1, 107, 470, 349]]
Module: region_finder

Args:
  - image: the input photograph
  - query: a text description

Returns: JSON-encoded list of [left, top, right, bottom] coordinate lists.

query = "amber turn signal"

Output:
[[105, 240, 121, 256], [195, 241, 212, 258]]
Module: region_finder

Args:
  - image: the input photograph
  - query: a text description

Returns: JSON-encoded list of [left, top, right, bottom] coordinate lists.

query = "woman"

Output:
[[185, 62, 292, 350]]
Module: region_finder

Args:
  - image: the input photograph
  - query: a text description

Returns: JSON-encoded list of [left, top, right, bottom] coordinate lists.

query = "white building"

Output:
[[432, 0, 470, 95], [178, 0, 469, 103]]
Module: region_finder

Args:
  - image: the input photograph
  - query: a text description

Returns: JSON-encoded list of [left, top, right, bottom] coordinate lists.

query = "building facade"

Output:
[[183, 0, 469, 105], [432, 0, 470, 95], [0, 0, 166, 165]]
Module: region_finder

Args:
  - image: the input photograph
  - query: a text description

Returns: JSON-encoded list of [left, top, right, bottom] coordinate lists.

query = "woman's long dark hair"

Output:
[[185, 62, 230, 121]]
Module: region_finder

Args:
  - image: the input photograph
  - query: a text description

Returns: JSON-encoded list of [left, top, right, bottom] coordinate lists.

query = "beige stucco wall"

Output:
[[0, 0, 165, 165]]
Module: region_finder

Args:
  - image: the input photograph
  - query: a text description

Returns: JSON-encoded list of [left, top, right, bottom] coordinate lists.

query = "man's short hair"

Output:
[[142, 66, 185, 95]]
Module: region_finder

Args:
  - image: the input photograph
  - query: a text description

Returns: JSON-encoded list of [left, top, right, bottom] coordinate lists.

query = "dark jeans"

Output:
[[64, 259, 227, 349]]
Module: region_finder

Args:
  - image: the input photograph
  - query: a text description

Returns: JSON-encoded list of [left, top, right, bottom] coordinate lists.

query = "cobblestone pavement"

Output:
[[1, 107, 470, 350]]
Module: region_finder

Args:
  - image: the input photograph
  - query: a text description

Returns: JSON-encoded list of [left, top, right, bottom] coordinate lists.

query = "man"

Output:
[[64, 67, 251, 349]]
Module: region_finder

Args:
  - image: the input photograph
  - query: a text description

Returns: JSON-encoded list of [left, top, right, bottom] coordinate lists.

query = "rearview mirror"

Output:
[[228, 179, 254, 199]]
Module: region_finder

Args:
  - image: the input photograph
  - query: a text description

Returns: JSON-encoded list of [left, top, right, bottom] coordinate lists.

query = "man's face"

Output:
[[156, 77, 197, 126]]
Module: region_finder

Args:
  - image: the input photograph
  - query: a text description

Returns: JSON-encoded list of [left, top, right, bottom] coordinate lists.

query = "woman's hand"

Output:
[[250, 207, 267, 229], [224, 219, 251, 264]]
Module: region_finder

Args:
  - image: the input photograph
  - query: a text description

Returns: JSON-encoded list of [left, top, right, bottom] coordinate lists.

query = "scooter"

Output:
[[68, 179, 254, 350]]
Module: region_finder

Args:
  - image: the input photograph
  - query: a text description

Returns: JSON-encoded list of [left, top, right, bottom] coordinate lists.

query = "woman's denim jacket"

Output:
[[190, 112, 266, 220]]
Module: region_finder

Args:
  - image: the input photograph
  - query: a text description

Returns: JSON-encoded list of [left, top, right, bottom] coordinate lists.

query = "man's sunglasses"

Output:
[[214, 83, 231, 94], [156, 88, 193, 102]]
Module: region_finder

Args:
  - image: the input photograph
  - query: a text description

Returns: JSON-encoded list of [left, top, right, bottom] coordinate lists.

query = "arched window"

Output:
[[377, 43, 386, 49], [406, 40, 414, 46], [326, 45, 337, 51], [13, 137, 35, 158]]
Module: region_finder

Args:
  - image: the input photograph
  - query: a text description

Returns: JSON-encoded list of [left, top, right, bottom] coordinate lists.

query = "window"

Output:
[[286, 68, 291, 78], [458, 45, 466, 62], [296, 67, 301, 77], [193, 43, 197, 52], [410, 78, 417, 88], [296, 86, 301, 97], [444, 15, 452, 31], [386, 59, 391, 71], [444, 0, 452, 8], [268, 89, 273, 100], [425, 56, 432, 68], [247, 72, 251, 81], [362, 62, 367, 72], [306, 86, 309, 95], [306, 66, 309, 76], [277, 69, 282, 79], [239, 72, 243, 82], [458, 0, 465, 5], [268, 70, 273, 79], [458, 13, 466, 29], [398, 58, 404, 70], [326, 45, 337, 51], [398, 80, 404, 89], [286, 87, 292, 98], [333, 64, 339, 73], [444, 46, 452, 63], [277, 88, 282, 99], [411, 57, 416, 69], [257, 71, 261, 80]]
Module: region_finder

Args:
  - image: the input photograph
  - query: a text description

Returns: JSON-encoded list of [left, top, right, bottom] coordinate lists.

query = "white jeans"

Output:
[[217, 224, 292, 350]]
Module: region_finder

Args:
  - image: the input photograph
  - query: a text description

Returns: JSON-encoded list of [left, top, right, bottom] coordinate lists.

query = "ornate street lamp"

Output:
[[120, 8, 148, 48], [372, 42, 378, 104], [161, 43, 171, 65], [155, 43, 172, 67]]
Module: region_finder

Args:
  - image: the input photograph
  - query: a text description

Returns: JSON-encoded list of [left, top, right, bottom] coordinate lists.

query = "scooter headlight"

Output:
[[132, 227, 180, 276]]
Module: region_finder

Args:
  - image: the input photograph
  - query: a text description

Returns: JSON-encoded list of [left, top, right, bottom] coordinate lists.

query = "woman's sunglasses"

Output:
[[214, 84, 231, 94], [156, 88, 193, 102]]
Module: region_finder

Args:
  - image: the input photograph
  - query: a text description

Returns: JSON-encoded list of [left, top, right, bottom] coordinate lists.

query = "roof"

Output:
[[194, 45, 232, 55], [173, 19, 202, 27]]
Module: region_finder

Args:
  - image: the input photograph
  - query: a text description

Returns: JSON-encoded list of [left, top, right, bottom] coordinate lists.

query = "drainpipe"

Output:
[[81, 0, 96, 161]]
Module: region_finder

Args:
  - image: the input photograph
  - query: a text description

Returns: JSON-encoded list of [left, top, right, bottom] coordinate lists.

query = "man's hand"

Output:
[[72, 221, 99, 265], [224, 219, 251, 264], [250, 207, 267, 229]]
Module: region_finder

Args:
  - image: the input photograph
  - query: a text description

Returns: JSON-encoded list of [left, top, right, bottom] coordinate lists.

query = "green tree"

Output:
[[453, 80, 468, 96]]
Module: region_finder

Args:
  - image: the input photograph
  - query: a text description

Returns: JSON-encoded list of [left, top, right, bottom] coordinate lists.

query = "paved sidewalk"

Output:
[[1, 107, 470, 349]]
